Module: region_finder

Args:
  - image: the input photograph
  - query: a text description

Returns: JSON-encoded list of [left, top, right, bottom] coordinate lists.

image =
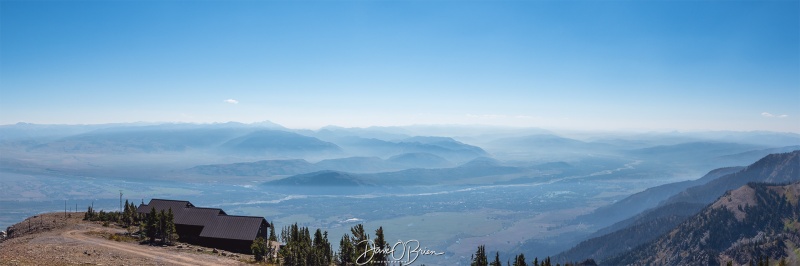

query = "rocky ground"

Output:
[[0, 212, 253, 266]]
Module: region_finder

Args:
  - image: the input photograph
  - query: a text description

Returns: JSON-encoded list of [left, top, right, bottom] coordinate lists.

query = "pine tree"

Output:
[[267, 221, 277, 263], [312, 228, 333, 265], [277, 223, 319, 265], [251, 237, 268, 262], [533, 257, 539, 266], [351, 224, 370, 265], [472, 245, 488, 266], [490, 251, 502, 266], [122, 199, 130, 226], [158, 209, 167, 243], [125, 201, 137, 226], [165, 208, 177, 244], [84, 205, 95, 221], [146, 207, 157, 243], [373, 226, 388, 266], [513, 253, 527, 266], [338, 234, 355, 266], [268, 221, 277, 242], [323, 231, 333, 265]]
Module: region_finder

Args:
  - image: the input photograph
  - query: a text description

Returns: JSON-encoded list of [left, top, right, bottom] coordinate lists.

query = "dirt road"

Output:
[[61, 227, 244, 266]]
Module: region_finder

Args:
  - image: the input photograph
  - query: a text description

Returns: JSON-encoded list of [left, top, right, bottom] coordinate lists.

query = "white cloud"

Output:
[[762, 112, 788, 118], [466, 114, 536, 119], [224, 99, 239, 104]]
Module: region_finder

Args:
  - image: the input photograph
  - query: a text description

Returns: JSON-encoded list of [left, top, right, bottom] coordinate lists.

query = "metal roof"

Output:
[[136, 199, 267, 241], [136, 199, 193, 215], [199, 215, 267, 241], [176, 207, 226, 226]]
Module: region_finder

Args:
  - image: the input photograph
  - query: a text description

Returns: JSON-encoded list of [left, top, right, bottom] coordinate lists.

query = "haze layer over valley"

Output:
[[2, 1, 799, 264], [2, 122, 798, 264]]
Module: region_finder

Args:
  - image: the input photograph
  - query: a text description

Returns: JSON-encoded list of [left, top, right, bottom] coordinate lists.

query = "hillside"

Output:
[[556, 202, 707, 264], [220, 130, 343, 155], [605, 182, 800, 265], [186, 159, 318, 176], [557, 151, 799, 264], [0, 212, 247, 265], [326, 135, 488, 162], [662, 150, 800, 206], [263, 157, 532, 187], [576, 166, 742, 229], [265, 170, 373, 187], [387, 152, 453, 168], [314, 156, 404, 173], [186, 153, 454, 177]]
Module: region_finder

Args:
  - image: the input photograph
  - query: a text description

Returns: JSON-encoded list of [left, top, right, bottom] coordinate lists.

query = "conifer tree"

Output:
[[513, 253, 527, 266], [313, 228, 333, 265], [490, 251, 502, 266], [251, 237, 268, 262], [146, 207, 157, 243], [84, 205, 94, 221], [158, 209, 167, 243], [351, 224, 369, 265], [373, 226, 388, 266], [338, 234, 355, 266], [126, 201, 137, 226], [267, 221, 277, 262], [471, 245, 488, 266], [165, 208, 177, 244]]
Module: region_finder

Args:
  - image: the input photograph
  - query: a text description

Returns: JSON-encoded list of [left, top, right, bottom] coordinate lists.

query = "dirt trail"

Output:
[[61, 227, 242, 266]]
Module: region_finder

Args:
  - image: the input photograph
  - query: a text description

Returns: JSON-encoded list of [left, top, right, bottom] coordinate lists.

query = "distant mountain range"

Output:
[[187, 153, 454, 176], [556, 150, 800, 264], [267, 170, 374, 187], [219, 130, 343, 155], [261, 157, 542, 187], [186, 159, 318, 176], [1, 122, 489, 162], [311, 135, 489, 162]]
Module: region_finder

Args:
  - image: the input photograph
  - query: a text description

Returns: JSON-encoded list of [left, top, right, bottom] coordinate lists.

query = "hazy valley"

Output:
[[2, 122, 799, 265]]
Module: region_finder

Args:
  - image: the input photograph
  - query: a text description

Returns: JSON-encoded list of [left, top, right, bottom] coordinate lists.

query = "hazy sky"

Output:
[[1, 1, 798, 132]]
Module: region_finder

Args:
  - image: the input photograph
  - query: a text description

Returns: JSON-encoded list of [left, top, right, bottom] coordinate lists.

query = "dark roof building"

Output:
[[137, 199, 269, 254]]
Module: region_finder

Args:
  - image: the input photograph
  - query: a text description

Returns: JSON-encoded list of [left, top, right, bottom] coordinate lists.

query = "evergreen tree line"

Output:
[[83, 200, 140, 226], [251, 221, 278, 263], [83, 200, 176, 245], [252, 222, 334, 265], [281, 223, 333, 265], [145, 207, 178, 245], [252, 223, 389, 266], [338, 224, 388, 266], [471, 245, 596, 266]]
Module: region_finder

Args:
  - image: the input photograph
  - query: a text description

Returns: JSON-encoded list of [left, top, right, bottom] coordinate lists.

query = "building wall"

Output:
[[197, 237, 255, 254]]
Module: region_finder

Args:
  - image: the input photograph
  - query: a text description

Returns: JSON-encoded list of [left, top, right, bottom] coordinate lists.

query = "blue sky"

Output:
[[1, 1, 798, 132]]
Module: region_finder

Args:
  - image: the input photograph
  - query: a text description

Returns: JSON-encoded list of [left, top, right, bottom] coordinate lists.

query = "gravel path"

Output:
[[0, 212, 248, 266]]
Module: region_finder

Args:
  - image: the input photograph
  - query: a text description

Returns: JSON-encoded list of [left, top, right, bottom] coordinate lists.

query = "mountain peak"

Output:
[[607, 182, 800, 265]]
